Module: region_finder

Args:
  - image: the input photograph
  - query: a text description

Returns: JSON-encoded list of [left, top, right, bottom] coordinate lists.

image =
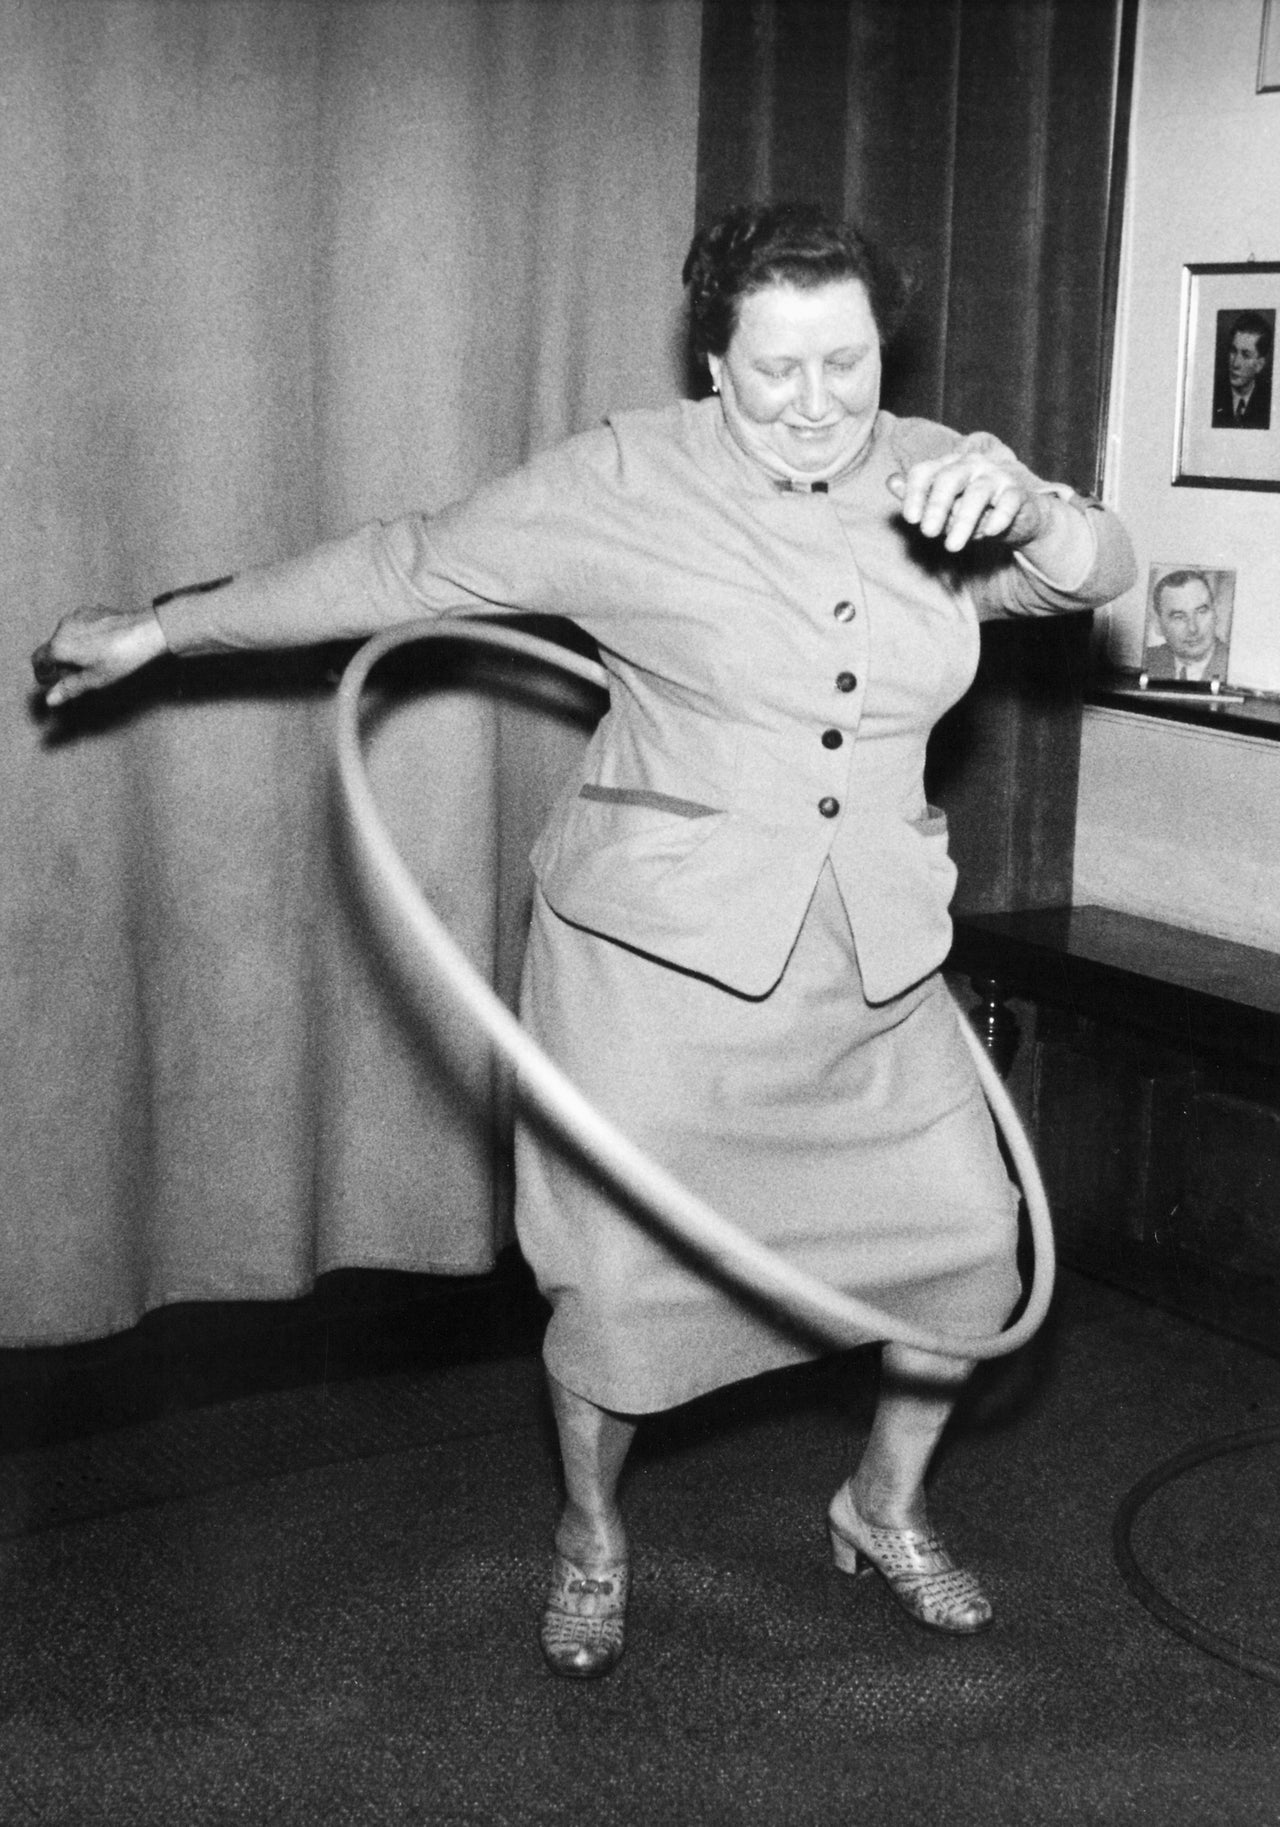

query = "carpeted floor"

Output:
[[1, 1270, 1278, 1826]]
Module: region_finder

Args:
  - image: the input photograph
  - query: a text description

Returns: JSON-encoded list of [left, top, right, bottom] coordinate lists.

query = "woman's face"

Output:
[[707, 278, 882, 483]]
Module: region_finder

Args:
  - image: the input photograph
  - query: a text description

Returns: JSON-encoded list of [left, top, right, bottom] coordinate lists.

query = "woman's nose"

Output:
[[797, 367, 830, 420]]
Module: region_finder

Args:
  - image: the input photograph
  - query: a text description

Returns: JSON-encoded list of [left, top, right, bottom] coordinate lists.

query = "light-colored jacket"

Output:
[[158, 401, 1135, 1001]]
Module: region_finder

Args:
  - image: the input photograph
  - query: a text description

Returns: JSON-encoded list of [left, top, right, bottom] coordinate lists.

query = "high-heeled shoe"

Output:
[[827, 1481, 993, 1635], [540, 1553, 629, 1679]]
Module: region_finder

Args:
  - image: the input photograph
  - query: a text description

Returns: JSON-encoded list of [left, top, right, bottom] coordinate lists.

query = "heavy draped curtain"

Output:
[[4, 0, 699, 1344], [5, 0, 1130, 1347]]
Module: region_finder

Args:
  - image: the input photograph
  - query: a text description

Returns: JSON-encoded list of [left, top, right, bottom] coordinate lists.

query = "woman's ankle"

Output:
[[555, 1504, 628, 1569], [844, 1470, 929, 1533]]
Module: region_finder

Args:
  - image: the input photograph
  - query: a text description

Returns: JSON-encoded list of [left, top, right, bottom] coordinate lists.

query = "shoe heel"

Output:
[[828, 1521, 869, 1578]]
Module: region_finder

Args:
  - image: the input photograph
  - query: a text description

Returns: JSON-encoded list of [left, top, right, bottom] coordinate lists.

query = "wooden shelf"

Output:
[[1089, 685, 1280, 741], [952, 903, 1280, 1071]]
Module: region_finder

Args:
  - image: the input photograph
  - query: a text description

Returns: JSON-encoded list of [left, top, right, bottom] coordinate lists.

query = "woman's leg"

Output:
[[547, 1372, 637, 1566], [541, 1373, 637, 1678], [848, 1343, 973, 1528]]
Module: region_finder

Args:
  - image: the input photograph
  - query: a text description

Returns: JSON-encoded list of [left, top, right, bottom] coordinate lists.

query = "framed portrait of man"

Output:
[[1140, 564, 1236, 682], [1174, 264, 1280, 489]]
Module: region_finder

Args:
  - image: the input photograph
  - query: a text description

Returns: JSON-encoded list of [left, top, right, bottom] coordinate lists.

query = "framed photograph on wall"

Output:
[[1139, 563, 1236, 682], [1173, 262, 1280, 490]]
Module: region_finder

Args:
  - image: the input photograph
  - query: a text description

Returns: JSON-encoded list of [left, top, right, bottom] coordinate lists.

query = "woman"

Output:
[[34, 203, 1135, 1679]]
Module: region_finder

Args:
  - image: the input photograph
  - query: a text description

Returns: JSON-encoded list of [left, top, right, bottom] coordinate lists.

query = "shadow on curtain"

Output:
[[3, 0, 700, 1344], [696, 0, 1135, 916]]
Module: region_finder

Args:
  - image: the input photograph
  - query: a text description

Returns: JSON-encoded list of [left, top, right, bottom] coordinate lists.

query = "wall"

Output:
[[1076, 0, 1280, 946], [1076, 707, 1280, 947]]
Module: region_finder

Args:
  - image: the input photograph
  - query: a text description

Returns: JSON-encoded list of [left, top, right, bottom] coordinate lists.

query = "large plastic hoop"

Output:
[[334, 618, 1055, 1360]]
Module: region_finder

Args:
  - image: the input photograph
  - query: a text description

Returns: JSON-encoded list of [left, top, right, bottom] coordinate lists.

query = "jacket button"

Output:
[[821, 728, 843, 749], [835, 671, 857, 693], [833, 600, 857, 623], [818, 796, 840, 818]]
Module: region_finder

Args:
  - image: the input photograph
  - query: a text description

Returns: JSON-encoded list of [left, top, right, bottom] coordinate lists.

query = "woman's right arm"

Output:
[[30, 519, 425, 708]]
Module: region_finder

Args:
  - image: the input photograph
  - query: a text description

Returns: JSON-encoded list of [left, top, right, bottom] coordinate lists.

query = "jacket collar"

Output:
[[700, 397, 892, 497]]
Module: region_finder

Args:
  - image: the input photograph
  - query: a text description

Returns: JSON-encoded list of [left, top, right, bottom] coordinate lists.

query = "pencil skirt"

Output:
[[513, 866, 1020, 1414]]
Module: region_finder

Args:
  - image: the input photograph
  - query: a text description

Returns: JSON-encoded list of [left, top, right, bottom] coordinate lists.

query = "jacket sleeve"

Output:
[[154, 426, 624, 656], [979, 490, 1137, 621]]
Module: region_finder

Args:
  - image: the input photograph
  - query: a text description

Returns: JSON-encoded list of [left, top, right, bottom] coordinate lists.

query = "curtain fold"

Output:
[[698, 0, 1124, 483], [4, 0, 700, 1345], [696, 0, 1129, 915]]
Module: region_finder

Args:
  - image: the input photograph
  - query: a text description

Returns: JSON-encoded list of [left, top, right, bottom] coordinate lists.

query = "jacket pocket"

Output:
[[578, 784, 720, 819], [911, 804, 949, 841]]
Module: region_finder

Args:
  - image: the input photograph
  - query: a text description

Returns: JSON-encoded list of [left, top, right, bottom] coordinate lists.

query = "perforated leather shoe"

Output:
[[827, 1481, 993, 1634], [540, 1553, 629, 1678]]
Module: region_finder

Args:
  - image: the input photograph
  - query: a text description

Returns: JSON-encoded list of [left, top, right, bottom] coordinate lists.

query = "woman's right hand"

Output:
[[31, 604, 170, 708]]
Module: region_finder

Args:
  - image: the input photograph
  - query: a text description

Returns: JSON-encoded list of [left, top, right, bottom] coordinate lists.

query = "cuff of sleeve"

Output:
[[1012, 489, 1099, 594], [151, 575, 234, 612], [152, 576, 235, 655]]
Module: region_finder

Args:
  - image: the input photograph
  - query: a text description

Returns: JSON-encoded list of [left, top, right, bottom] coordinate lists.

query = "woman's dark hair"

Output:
[[682, 202, 911, 360]]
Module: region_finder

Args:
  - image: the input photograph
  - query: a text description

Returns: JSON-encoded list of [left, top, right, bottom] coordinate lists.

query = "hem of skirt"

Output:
[[541, 1333, 840, 1418], [539, 1266, 1024, 1416]]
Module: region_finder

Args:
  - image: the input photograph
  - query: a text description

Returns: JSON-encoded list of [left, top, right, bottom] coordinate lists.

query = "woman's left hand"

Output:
[[887, 433, 1049, 554]]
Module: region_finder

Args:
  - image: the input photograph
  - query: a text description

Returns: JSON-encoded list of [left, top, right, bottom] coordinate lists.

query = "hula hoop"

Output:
[[334, 617, 1055, 1360], [1112, 1425, 1280, 1687]]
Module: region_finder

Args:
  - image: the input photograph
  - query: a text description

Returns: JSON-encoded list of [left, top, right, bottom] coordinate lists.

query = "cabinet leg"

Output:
[[967, 974, 1020, 1079]]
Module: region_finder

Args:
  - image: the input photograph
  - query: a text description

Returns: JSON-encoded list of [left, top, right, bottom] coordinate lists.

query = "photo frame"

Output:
[[1139, 563, 1236, 683], [1173, 262, 1280, 490], [1261, 0, 1280, 91]]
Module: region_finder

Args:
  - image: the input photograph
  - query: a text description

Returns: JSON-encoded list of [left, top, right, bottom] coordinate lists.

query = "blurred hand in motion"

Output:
[[888, 432, 1051, 554], [31, 605, 169, 708]]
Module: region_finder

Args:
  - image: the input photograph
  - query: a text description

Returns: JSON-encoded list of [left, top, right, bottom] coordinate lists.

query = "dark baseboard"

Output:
[[0, 1248, 549, 1455]]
